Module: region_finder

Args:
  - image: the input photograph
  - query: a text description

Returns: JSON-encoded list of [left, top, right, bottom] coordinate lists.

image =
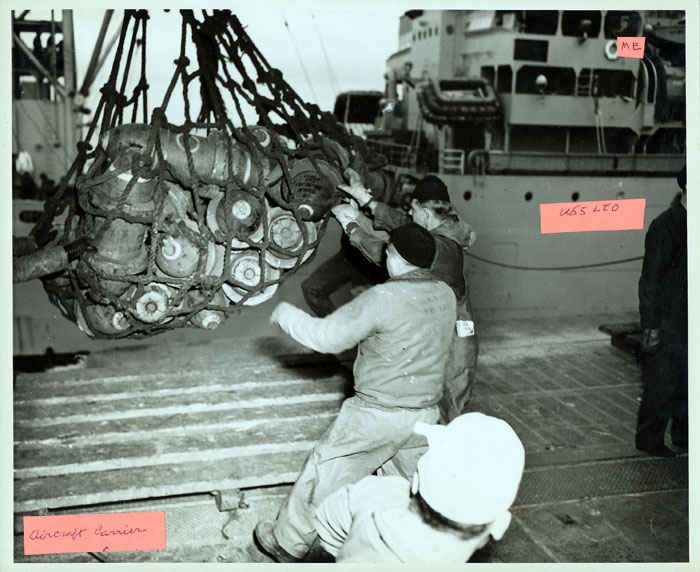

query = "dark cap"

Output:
[[389, 222, 436, 269], [677, 164, 686, 191], [413, 175, 450, 203]]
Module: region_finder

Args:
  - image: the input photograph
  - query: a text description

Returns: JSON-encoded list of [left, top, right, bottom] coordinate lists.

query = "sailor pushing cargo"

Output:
[[254, 222, 456, 562], [334, 172, 479, 422]]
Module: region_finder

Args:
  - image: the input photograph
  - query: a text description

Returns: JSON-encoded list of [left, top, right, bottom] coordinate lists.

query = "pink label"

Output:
[[23, 512, 166, 555], [617, 37, 646, 58], [540, 199, 646, 234]]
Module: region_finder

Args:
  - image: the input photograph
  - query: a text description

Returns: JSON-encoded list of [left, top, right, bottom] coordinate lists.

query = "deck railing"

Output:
[[364, 139, 416, 167], [484, 150, 685, 174], [439, 148, 466, 175]]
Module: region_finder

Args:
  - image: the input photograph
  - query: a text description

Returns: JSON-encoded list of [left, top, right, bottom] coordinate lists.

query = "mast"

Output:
[[61, 9, 80, 170]]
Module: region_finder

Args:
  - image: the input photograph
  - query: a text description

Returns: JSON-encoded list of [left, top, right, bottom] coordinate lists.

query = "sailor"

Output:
[[335, 173, 478, 423], [253, 223, 456, 562], [313, 412, 525, 563], [635, 164, 687, 457]]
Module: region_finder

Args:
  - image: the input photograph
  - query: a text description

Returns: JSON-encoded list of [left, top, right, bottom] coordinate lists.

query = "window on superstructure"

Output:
[[562, 11, 601, 38], [497, 66, 513, 93], [332, 93, 382, 124], [510, 126, 566, 152], [514, 39, 549, 62], [518, 11, 558, 35], [428, 28, 432, 37], [604, 11, 641, 38], [568, 128, 599, 153], [516, 66, 575, 95], [592, 69, 635, 97]]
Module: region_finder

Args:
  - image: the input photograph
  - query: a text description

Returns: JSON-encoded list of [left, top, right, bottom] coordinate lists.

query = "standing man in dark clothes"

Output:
[[636, 164, 687, 457]]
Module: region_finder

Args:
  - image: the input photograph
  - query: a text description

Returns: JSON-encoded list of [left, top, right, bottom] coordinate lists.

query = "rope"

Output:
[[465, 251, 643, 271], [34, 9, 379, 340]]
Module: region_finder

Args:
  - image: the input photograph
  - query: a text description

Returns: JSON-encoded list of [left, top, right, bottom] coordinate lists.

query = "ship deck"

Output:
[[13, 313, 688, 563]]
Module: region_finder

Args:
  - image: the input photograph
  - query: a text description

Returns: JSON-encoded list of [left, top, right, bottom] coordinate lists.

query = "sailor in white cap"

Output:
[[313, 412, 525, 563]]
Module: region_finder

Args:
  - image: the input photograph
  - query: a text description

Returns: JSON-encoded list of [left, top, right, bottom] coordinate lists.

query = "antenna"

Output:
[[283, 17, 318, 104], [311, 12, 341, 99]]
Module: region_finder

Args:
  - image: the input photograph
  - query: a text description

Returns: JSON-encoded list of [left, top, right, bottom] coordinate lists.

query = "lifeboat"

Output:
[[416, 77, 502, 125]]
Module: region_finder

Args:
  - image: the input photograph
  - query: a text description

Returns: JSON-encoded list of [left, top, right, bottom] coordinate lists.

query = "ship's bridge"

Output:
[[375, 10, 684, 174]]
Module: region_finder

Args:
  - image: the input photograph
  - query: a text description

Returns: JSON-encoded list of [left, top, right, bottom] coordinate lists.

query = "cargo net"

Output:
[[34, 9, 387, 339]]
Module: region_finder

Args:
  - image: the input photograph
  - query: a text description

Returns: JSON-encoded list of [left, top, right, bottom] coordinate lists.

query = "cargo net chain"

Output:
[[31, 9, 388, 339]]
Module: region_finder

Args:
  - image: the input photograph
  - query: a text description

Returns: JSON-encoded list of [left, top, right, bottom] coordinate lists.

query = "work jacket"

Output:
[[346, 203, 478, 420], [638, 194, 687, 340], [314, 475, 510, 563], [275, 269, 456, 409], [351, 202, 476, 320]]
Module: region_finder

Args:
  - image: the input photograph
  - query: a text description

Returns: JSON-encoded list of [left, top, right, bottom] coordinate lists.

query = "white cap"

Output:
[[414, 412, 525, 525]]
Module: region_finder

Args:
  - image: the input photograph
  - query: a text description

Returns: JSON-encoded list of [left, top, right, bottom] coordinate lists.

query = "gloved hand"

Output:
[[331, 201, 360, 231], [338, 168, 372, 207], [343, 167, 363, 187], [641, 328, 661, 354], [270, 301, 295, 327]]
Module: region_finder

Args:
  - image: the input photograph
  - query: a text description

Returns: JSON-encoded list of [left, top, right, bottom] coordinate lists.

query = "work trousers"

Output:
[[636, 333, 688, 450], [272, 396, 439, 559], [439, 332, 479, 423], [301, 241, 387, 317]]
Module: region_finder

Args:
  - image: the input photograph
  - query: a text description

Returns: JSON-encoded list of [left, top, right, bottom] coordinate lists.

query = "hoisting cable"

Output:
[[465, 252, 643, 271], [283, 17, 318, 103], [311, 12, 341, 98]]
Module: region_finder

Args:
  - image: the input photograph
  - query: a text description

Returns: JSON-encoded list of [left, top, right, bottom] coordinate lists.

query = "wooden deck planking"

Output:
[[14, 347, 349, 513]]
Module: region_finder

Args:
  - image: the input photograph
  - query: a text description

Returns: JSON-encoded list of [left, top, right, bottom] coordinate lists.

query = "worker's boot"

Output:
[[253, 521, 301, 563]]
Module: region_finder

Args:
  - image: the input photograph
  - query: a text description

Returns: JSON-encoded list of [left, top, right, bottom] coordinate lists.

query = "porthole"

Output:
[[524, 192, 533, 202], [571, 192, 580, 201], [446, 25, 454, 34], [463, 191, 472, 201]]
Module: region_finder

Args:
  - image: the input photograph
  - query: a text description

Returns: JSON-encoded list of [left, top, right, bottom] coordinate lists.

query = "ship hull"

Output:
[[444, 173, 676, 320]]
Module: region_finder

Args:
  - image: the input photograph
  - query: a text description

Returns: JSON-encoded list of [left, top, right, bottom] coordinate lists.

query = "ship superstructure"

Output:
[[12, 10, 82, 186], [334, 10, 685, 321], [342, 10, 684, 177]]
